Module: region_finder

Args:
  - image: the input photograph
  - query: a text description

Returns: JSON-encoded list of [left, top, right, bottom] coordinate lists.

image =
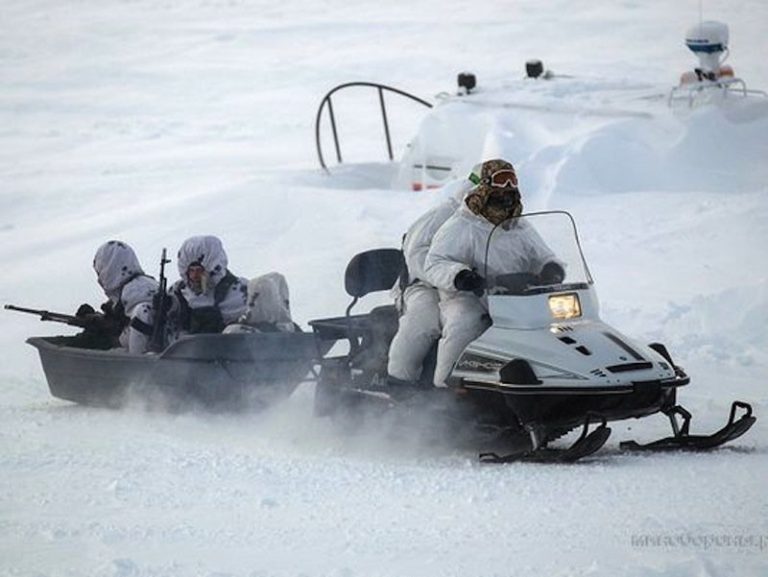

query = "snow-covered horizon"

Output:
[[1, 1, 767, 576]]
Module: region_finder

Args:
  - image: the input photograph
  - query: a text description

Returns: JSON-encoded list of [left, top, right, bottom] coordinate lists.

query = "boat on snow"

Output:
[[26, 331, 323, 411]]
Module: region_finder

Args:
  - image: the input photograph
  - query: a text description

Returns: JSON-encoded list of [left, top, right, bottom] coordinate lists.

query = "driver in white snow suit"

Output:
[[386, 178, 473, 386], [89, 240, 158, 354], [424, 159, 563, 387]]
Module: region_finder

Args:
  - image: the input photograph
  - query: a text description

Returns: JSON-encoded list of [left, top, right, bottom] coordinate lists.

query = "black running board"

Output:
[[480, 415, 611, 464], [619, 401, 756, 452]]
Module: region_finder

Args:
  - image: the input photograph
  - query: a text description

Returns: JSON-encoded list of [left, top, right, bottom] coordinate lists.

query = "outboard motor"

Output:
[[670, 20, 767, 107], [683, 20, 731, 82]]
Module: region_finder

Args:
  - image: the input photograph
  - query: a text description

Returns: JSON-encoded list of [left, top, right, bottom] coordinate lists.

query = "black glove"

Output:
[[75, 303, 96, 318], [538, 262, 565, 285], [75, 302, 124, 336], [454, 269, 486, 294]]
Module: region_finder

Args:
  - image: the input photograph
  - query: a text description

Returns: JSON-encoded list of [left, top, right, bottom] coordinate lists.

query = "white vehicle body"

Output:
[[393, 75, 666, 192], [392, 28, 766, 193], [450, 212, 680, 404]]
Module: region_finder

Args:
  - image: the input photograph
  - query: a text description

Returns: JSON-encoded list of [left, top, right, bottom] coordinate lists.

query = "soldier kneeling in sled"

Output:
[[167, 235, 295, 341], [74, 240, 158, 353]]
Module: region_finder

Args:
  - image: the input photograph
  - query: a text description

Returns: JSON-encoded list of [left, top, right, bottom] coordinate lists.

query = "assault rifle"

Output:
[[4, 304, 123, 335], [149, 248, 171, 353]]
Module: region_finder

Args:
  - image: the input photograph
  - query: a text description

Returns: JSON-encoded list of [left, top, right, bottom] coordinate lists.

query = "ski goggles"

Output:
[[469, 168, 519, 190], [486, 169, 518, 188]]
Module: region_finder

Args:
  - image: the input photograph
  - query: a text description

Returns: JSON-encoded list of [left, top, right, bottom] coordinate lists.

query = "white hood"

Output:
[[176, 235, 229, 287], [93, 241, 145, 298], [440, 177, 474, 205], [401, 178, 474, 284]]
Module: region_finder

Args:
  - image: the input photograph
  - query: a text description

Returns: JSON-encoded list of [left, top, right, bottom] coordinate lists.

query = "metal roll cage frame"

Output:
[[314, 82, 432, 172]]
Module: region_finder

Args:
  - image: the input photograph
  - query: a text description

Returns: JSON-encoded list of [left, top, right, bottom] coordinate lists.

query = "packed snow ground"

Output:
[[1, 1, 767, 576]]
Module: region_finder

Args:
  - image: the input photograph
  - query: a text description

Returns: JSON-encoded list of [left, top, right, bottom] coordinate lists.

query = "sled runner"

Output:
[[309, 211, 756, 462]]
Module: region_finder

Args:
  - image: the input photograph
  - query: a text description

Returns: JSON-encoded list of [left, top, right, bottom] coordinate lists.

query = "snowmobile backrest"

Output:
[[344, 248, 404, 298]]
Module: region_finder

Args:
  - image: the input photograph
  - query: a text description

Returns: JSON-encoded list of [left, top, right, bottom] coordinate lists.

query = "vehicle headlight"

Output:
[[548, 293, 581, 320]]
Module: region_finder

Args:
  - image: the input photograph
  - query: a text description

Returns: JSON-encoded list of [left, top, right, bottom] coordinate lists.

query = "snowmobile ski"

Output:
[[619, 401, 755, 452], [479, 415, 611, 464]]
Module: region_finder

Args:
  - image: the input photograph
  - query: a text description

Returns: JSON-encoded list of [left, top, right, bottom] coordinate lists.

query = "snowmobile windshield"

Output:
[[482, 211, 593, 296]]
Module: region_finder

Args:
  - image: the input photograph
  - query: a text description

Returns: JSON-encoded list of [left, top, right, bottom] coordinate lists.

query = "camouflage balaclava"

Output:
[[465, 159, 523, 225]]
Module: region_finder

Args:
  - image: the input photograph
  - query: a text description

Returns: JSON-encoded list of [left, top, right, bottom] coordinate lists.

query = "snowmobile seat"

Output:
[[343, 248, 404, 374], [309, 248, 404, 378], [343, 248, 405, 315]]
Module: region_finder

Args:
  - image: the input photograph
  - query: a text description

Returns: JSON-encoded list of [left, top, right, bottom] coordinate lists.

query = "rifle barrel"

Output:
[[5, 304, 45, 315], [149, 248, 170, 353], [5, 304, 83, 326]]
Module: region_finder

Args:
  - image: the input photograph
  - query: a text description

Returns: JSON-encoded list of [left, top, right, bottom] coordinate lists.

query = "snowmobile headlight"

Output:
[[548, 293, 581, 320]]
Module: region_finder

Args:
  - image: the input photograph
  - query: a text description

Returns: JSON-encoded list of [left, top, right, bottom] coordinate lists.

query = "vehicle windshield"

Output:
[[482, 211, 592, 295]]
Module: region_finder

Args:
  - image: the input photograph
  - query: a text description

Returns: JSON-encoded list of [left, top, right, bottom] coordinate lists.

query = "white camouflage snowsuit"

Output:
[[424, 206, 557, 386], [387, 179, 473, 382], [93, 241, 158, 354], [170, 235, 248, 337], [224, 271, 295, 334]]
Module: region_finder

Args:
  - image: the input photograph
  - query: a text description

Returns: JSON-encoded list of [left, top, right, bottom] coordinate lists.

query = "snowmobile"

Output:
[[308, 211, 756, 462]]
